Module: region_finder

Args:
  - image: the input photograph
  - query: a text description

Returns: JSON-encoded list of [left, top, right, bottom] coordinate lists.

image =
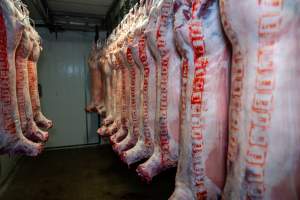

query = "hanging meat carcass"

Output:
[[136, 0, 181, 182], [96, 49, 110, 131], [121, 0, 157, 166], [85, 44, 105, 115], [112, 5, 143, 155], [101, 39, 124, 137], [14, 3, 48, 143], [97, 44, 117, 136], [221, 0, 300, 199], [27, 27, 53, 130], [0, 0, 43, 155], [109, 47, 125, 136], [100, 52, 118, 135], [170, 0, 230, 199], [97, 52, 114, 136], [97, 47, 108, 117], [110, 17, 135, 144]]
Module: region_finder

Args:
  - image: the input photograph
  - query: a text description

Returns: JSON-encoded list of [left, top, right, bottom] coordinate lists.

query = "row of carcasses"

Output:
[[0, 0, 53, 156], [86, 0, 300, 199]]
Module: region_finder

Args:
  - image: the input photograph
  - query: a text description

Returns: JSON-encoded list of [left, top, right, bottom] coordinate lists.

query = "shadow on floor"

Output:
[[1, 145, 176, 200]]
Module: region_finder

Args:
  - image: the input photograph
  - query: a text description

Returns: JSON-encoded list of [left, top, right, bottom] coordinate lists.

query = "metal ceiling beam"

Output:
[[31, 0, 50, 24], [30, 0, 56, 31], [52, 11, 105, 21], [28, 0, 109, 33], [36, 23, 106, 32], [41, 0, 54, 24]]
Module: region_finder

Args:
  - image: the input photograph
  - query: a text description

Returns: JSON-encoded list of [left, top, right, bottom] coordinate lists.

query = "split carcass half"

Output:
[[0, 0, 43, 156], [97, 52, 114, 136], [112, 6, 143, 155], [136, 0, 181, 182], [15, 9, 48, 143], [85, 44, 105, 115], [170, 0, 230, 199], [27, 27, 53, 130], [109, 46, 130, 145], [221, 0, 300, 199], [121, 1, 156, 166]]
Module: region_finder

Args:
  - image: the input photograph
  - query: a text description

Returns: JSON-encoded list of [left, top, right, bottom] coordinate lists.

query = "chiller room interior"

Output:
[[0, 0, 300, 200]]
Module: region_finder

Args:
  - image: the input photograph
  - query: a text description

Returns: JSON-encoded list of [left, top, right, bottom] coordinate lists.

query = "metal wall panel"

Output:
[[37, 28, 104, 147]]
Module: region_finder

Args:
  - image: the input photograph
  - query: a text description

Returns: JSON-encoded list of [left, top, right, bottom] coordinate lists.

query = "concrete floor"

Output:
[[1, 145, 176, 200]]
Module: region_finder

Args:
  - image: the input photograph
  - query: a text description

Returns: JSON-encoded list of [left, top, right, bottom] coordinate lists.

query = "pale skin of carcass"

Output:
[[221, 0, 300, 199], [104, 52, 121, 136], [98, 48, 119, 137], [112, 7, 144, 155], [110, 9, 133, 145], [136, 0, 181, 182], [97, 52, 114, 135], [170, 0, 230, 199], [121, 1, 156, 166], [109, 45, 129, 143], [14, 7, 48, 143], [0, 0, 42, 156], [110, 43, 130, 144], [110, 43, 131, 145]]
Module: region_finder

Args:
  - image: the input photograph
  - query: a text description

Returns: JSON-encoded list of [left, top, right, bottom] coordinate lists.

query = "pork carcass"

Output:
[[85, 44, 105, 115], [110, 47, 128, 141], [136, 0, 181, 182], [112, 6, 143, 155], [110, 11, 136, 144], [121, 1, 156, 166], [97, 52, 114, 136], [15, 11, 48, 143], [27, 27, 53, 130], [221, 0, 300, 199], [102, 49, 122, 136], [98, 53, 118, 136], [170, 0, 230, 199], [0, 0, 42, 156], [97, 47, 116, 136], [110, 30, 134, 144]]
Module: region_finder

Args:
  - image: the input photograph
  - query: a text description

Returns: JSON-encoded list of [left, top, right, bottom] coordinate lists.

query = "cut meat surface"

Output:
[[15, 25, 48, 143], [85, 45, 104, 114], [27, 28, 53, 130]]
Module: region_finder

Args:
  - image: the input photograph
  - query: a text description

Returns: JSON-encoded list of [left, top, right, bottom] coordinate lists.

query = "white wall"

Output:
[[37, 28, 106, 148]]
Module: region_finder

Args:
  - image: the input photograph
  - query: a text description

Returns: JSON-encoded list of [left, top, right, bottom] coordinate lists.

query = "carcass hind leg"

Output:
[[121, 139, 154, 166], [35, 112, 53, 130]]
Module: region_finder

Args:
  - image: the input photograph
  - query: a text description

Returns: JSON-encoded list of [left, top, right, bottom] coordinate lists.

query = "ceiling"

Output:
[[23, 0, 120, 32]]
